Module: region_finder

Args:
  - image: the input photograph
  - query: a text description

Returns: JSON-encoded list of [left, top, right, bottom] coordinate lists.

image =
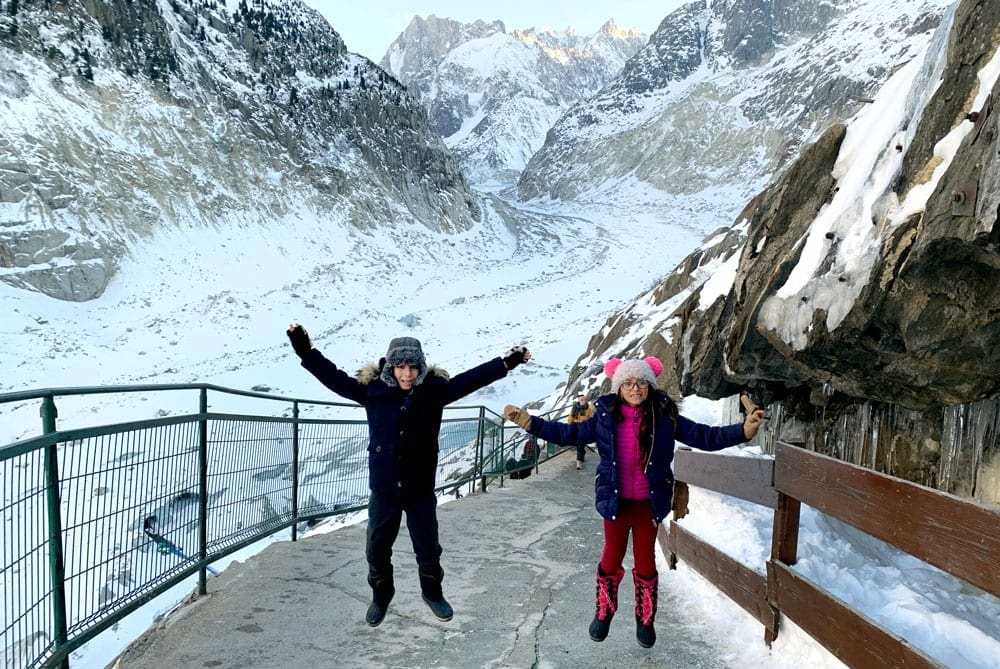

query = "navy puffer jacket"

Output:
[[528, 392, 746, 523], [300, 349, 508, 495]]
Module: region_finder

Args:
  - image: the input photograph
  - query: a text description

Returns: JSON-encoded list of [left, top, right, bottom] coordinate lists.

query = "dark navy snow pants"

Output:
[[366, 489, 442, 581]]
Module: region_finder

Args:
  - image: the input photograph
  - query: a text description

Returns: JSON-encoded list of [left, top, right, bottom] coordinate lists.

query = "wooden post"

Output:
[[767, 489, 800, 647], [771, 491, 801, 566], [671, 481, 690, 520], [667, 481, 689, 569]]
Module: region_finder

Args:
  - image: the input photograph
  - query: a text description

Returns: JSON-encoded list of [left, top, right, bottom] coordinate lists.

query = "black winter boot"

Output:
[[366, 572, 395, 627], [633, 569, 658, 648], [589, 565, 624, 642], [418, 567, 453, 622]]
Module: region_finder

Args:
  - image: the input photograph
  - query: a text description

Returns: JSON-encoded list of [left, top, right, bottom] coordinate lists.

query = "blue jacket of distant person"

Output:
[[526, 392, 746, 523], [299, 349, 508, 494]]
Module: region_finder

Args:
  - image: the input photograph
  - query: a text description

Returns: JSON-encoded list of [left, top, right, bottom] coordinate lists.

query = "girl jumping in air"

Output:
[[505, 356, 763, 648]]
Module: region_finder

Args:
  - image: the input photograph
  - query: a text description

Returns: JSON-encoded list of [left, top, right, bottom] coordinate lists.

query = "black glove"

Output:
[[287, 324, 312, 358], [502, 345, 529, 370]]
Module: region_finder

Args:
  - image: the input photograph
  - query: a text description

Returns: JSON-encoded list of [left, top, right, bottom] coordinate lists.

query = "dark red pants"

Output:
[[599, 499, 658, 578]]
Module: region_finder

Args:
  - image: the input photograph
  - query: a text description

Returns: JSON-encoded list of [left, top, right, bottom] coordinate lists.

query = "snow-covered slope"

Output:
[[518, 0, 950, 218], [0, 195, 712, 443], [0, 0, 478, 302]]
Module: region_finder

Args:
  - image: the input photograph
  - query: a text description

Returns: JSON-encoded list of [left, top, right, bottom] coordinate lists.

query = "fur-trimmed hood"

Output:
[[357, 361, 451, 387]]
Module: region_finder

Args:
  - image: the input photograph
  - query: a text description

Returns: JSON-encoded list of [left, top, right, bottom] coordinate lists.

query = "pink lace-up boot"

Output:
[[633, 569, 659, 648], [589, 565, 625, 641]]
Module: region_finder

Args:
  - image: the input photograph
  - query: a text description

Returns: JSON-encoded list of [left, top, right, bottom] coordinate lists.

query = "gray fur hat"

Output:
[[380, 336, 429, 387]]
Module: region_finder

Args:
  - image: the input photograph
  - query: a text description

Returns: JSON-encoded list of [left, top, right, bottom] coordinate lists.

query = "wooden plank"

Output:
[[768, 561, 943, 669], [774, 442, 1000, 598], [660, 522, 778, 636], [674, 448, 778, 508]]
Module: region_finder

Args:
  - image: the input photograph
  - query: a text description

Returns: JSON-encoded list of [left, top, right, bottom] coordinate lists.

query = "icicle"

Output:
[[940, 397, 1000, 502], [762, 393, 999, 504]]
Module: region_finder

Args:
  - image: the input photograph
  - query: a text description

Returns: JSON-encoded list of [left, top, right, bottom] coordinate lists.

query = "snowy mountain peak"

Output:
[[382, 15, 647, 187], [382, 14, 507, 77], [704, 0, 852, 68], [596, 19, 643, 40]]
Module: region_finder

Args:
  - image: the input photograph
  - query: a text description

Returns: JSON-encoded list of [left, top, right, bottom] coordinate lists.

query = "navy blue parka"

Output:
[[300, 349, 508, 495], [527, 391, 747, 523]]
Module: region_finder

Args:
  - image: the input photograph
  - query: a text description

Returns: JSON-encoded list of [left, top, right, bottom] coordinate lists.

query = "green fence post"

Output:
[[291, 401, 300, 542], [477, 407, 487, 493], [499, 431, 507, 488], [198, 388, 209, 596], [41, 396, 70, 669]]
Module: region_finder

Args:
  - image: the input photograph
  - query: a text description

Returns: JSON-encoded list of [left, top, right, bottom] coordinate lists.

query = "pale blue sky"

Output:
[[303, 0, 689, 63]]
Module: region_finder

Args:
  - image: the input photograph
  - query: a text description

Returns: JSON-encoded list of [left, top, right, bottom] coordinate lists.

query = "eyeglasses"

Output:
[[621, 379, 649, 390]]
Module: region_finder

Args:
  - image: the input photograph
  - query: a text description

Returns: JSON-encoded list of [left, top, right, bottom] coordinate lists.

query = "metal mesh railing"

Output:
[[296, 419, 369, 519], [1, 384, 561, 669], [59, 418, 203, 636], [2, 447, 51, 669], [205, 416, 296, 552]]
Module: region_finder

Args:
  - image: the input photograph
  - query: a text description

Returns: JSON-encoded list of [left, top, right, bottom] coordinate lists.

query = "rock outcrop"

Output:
[[705, 0, 1000, 411], [552, 0, 999, 503]]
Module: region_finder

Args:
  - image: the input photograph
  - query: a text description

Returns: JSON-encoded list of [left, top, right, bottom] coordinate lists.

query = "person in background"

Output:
[[522, 436, 538, 463], [567, 394, 595, 469], [288, 324, 530, 627], [504, 356, 763, 649], [505, 438, 535, 480]]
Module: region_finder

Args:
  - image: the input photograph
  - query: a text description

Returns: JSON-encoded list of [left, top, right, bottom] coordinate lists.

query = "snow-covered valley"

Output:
[[0, 195, 716, 442]]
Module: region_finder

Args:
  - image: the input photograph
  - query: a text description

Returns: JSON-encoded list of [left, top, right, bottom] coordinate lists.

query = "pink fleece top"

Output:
[[615, 404, 649, 500]]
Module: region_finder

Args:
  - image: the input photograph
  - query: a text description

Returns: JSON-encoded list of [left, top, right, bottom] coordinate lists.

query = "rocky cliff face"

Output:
[[0, 0, 478, 301], [381, 16, 646, 186], [517, 0, 950, 213], [553, 0, 1000, 504]]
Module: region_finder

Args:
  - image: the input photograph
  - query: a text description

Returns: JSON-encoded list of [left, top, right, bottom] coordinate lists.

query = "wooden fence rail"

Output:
[[660, 441, 1000, 668]]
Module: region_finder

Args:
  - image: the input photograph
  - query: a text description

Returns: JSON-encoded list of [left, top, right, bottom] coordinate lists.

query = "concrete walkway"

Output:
[[112, 455, 727, 669]]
